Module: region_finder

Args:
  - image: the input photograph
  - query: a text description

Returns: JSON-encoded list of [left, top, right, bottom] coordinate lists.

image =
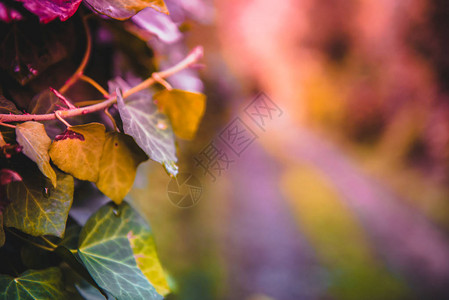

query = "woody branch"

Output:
[[0, 46, 204, 124]]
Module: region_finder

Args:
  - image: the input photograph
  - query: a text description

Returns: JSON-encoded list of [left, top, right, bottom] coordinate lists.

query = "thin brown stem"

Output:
[[152, 73, 173, 90], [0, 46, 204, 123], [55, 111, 72, 127], [59, 15, 92, 94], [104, 107, 119, 132], [79, 75, 109, 97], [0, 122, 16, 128], [6, 228, 55, 252]]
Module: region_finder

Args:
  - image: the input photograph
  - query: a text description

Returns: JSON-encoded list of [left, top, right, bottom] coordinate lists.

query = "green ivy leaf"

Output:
[[4, 169, 74, 237], [154, 89, 206, 140], [0, 267, 68, 300], [96, 132, 148, 205], [112, 79, 178, 176], [16, 121, 57, 187], [84, 0, 168, 20], [78, 201, 164, 300], [49, 123, 106, 182]]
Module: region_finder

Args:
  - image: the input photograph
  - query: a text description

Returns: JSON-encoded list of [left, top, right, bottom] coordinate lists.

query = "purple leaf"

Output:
[[15, 0, 82, 23], [0, 3, 23, 23]]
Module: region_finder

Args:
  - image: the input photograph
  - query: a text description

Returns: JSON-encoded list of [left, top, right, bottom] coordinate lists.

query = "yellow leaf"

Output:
[[96, 132, 148, 204], [16, 121, 56, 187], [128, 231, 170, 296], [49, 123, 106, 182], [153, 89, 206, 140]]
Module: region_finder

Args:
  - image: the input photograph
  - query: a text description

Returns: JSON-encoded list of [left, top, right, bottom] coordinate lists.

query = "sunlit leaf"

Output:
[[16, 0, 82, 23], [0, 267, 68, 299], [49, 123, 106, 182], [16, 121, 57, 187], [111, 78, 178, 176], [96, 132, 148, 204], [84, 0, 168, 20], [78, 201, 164, 300], [154, 89, 206, 140], [128, 231, 170, 296], [4, 169, 74, 237]]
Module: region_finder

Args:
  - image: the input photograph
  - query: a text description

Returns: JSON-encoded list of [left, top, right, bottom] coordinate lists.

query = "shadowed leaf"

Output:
[[96, 132, 148, 204], [84, 0, 168, 20], [49, 123, 106, 182], [0, 267, 68, 299], [4, 169, 74, 237], [0, 215, 4, 248], [111, 78, 178, 176], [0, 21, 69, 85], [154, 89, 206, 140], [0, 95, 21, 114], [28, 89, 62, 115], [16, 121, 56, 187], [78, 201, 164, 300]]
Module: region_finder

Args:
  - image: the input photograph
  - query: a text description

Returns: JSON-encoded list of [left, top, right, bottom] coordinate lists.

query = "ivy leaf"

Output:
[[0, 214, 4, 248], [28, 89, 61, 114], [0, 169, 22, 247], [16, 121, 57, 187], [84, 0, 168, 20], [76, 280, 113, 300], [78, 201, 164, 300], [128, 231, 170, 296], [96, 132, 148, 205], [16, 0, 82, 23], [154, 89, 206, 140], [0, 267, 68, 299], [111, 79, 178, 176], [4, 169, 74, 237], [0, 95, 21, 115], [49, 123, 106, 182], [0, 20, 69, 85]]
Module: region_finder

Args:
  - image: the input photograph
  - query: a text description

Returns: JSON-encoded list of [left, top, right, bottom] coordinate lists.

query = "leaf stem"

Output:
[[55, 111, 72, 128], [0, 46, 204, 123], [79, 75, 110, 97], [104, 107, 119, 132], [0, 122, 16, 128], [41, 236, 58, 249], [6, 228, 55, 252], [152, 73, 173, 90], [59, 14, 92, 94]]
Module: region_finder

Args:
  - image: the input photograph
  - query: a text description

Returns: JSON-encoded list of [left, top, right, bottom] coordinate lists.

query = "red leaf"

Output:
[[15, 0, 82, 23], [0, 169, 22, 186]]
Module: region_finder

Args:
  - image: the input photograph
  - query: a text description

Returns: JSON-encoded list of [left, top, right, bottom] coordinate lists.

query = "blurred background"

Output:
[[129, 0, 449, 299]]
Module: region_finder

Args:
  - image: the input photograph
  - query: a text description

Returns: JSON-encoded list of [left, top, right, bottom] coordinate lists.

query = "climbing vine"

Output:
[[0, 1, 206, 299]]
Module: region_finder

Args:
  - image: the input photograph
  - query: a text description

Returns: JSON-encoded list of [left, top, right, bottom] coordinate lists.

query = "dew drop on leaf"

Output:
[[42, 187, 51, 198], [113, 208, 120, 217], [157, 120, 167, 130]]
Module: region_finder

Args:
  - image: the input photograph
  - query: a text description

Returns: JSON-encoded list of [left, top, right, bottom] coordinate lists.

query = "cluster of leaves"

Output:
[[0, 0, 206, 299]]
